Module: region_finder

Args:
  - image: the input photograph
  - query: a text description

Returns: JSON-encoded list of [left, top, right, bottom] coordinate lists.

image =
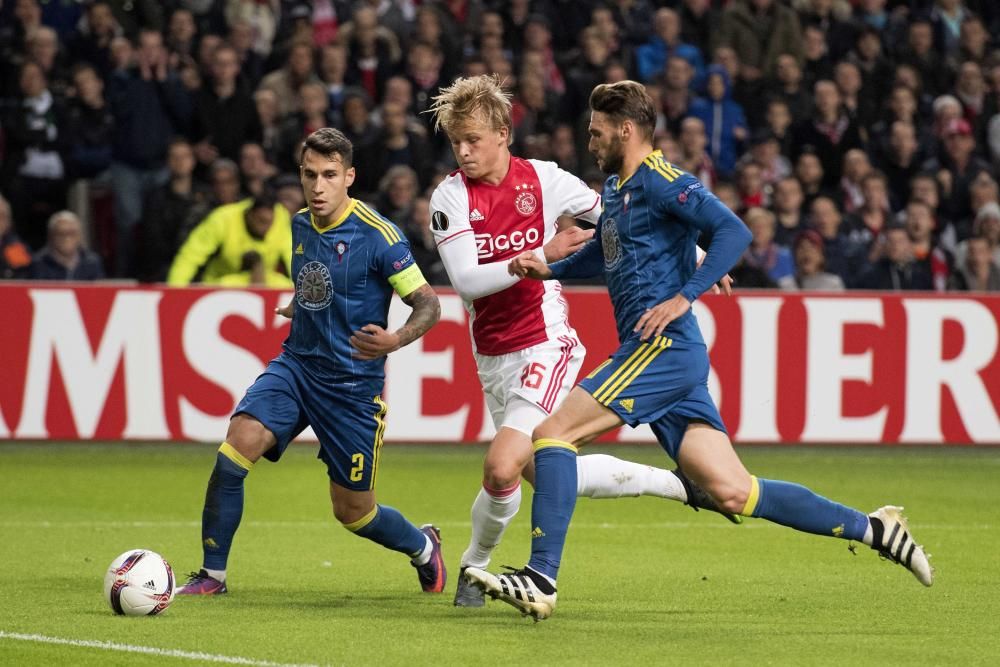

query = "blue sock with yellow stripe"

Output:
[[526, 439, 579, 582], [742, 476, 868, 541], [345, 505, 427, 558], [202, 443, 252, 571]]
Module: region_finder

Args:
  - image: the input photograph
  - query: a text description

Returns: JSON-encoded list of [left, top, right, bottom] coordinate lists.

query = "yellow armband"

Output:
[[387, 263, 427, 298]]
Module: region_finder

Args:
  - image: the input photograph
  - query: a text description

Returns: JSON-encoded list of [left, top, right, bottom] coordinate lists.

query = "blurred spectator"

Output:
[[1, 60, 69, 250], [742, 207, 795, 287], [716, 0, 804, 83], [659, 55, 697, 136], [405, 41, 447, 133], [689, 65, 747, 179], [791, 79, 864, 189], [399, 195, 447, 286], [228, 20, 265, 88], [239, 142, 278, 197], [104, 0, 163, 40], [67, 1, 122, 80], [809, 195, 866, 285], [858, 225, 933, 290], [800, 24, 833, 86], [713, 180, 742, 214], [951, 235, 1000, 291], [834, 60, 876, 128], [511, 73, 559, 146], [372, 101, 434, 192], [340, 6, 402, 103], [107, 28, 192, 277], [565, 26, 612, 122], [635, 8, 704, 86], [191, 43, 261, 164], [271, 173, 305, 217], [0, 194, 32, 279], [955, 61, 986, 126], [792, 229, 845, 290], [319, 43, 350, 125], [135, 138, 211, 283], [167, 192, 291, 287], [677, 116, 716, 189], [772, 176, 806, 247], [744, 130, 790, 187], [27, 210, 105, 280], [166, 7, 198, 65], [339, 90, 380, 197], [952, 202, 1000, 273], [848, 170, 893, 260], [839, 148, 872, 214], [736, 161, 767, 212], [374, 165, 419, 225], [898, 17, 949, 97], [881, 119, 923, 209], [258, 40, 320, 118], [844, 24, 894, 105], [768, 53, 812, 123], [924, 117, 990, 227], [66, 63, 114, 180], [795, 150, 833, 209], [254, 88, 283, 165], [795, 0, 854, 60], [764, 98, 795, 156], [550, 124, 580, 175], [679, 0, 717, 57], [276, 81, 333, 172], [205, 158, 241, 208], [25, 26, 70, 98], [957, 15, 991, 67], [224, 0, 278, 59], [905, 198, 952, 291]]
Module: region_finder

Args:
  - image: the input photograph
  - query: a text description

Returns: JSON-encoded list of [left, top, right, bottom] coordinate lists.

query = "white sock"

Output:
[[460, 483, 522, 569], [204, 568, 226, 582], [576, 454, 687, 501], [411, 534, 434, 566]]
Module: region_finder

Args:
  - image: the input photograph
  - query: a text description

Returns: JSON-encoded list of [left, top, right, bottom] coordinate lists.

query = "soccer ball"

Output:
[[103, 549, 175, 616]]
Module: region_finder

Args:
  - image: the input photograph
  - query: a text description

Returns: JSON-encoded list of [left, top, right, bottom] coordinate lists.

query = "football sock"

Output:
[[204, 568, 226, 581], [741, 476, 869, 541], [344, 504, 427, 559], [460, 482, 522, 569], [201, 443, 252, 571], [576, 454, 686, 500], [526, 439, 578, 582]]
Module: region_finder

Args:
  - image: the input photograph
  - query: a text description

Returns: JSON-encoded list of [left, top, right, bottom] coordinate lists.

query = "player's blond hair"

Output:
[[428, 74, 514, 145]]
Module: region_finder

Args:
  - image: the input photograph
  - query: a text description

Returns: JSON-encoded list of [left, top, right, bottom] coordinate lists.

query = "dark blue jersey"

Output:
[[550, 150, 751, 344], [284, 199, 425, 384]]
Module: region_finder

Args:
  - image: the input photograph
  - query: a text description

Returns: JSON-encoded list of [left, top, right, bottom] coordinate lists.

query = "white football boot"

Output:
[[868, 505, 933, 586], [463, 566, 557, 620]]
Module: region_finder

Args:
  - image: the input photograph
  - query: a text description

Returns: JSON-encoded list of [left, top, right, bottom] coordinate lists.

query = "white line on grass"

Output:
[[0, 632, 320, 667]]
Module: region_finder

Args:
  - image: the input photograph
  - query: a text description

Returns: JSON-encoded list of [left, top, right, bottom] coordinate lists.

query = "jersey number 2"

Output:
[[520, 363, 547, 389]]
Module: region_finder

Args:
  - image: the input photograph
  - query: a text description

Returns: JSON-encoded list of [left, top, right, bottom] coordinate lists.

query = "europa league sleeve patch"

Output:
[[431, 210, 449, 231]]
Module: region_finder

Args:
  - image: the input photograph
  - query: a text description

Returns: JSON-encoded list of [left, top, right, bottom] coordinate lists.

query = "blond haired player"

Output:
[[427, 75, 737, 607]]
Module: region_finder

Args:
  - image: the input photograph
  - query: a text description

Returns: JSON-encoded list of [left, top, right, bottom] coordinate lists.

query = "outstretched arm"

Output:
[[349, 284, 441, 360]]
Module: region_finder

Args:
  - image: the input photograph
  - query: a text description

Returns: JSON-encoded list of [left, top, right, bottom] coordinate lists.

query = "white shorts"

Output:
[[475, 335, 585, 436]]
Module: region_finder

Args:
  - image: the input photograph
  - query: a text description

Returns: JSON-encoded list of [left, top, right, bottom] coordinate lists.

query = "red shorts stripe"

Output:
[[540, 336, 576, 413]]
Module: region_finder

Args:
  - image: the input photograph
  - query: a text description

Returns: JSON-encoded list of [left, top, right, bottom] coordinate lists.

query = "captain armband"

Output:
[[387, 263, 427, 298]]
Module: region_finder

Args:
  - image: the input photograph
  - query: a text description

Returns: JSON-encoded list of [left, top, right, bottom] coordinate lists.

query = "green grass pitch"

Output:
[[1, 442, 998, 666]]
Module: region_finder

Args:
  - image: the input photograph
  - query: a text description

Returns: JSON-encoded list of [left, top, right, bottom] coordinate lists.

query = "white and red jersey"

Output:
[[430, 157, 601, 356]]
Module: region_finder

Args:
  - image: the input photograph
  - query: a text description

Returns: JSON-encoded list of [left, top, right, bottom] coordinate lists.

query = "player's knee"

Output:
[[225, 414, 274, 463], [709, 482, 750, 515], [531, 418, 562, 443], [482, 460, 521, 491], [332, 497, 374, 526]]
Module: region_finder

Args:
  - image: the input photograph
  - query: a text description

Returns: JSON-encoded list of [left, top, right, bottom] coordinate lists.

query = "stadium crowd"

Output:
[[1, 0, 999, 291]]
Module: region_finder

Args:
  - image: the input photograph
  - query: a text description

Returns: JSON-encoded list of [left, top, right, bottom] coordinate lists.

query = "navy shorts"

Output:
[[233, 354, 388, 490], [577, 333, 726, 461]]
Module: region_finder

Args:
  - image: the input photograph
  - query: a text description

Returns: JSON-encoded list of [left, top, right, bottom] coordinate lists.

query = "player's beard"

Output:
[[596, 135, 625, 174]]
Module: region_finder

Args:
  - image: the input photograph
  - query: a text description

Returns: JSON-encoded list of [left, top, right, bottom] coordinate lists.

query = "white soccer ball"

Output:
[[103, 549, 176, 616]]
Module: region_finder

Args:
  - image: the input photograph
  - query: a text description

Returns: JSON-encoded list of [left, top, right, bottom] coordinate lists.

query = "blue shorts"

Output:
[[577, 333, 726, 461], [233, 354, 388, 490]]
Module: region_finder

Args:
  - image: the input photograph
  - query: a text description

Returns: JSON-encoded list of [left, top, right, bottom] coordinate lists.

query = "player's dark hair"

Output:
[[300, 127, 353, 167], [589, 81, 656, 141]]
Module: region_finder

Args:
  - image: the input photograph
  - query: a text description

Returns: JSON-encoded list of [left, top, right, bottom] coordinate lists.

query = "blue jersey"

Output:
[[550, 150, 751, 344], [284, 199, 425, 384]]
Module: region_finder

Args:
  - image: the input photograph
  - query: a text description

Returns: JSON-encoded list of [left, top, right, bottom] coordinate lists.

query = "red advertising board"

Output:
[[1, 283, 998, 444]]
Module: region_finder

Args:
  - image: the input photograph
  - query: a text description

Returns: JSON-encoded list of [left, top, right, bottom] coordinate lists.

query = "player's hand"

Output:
[[508, 250, 552, 279], [543, 226, 595, 262], [711, 274, 734, 296], [350, 324, 400, 360], [274, 300, 294, 319], [634, 294, 691, 341]]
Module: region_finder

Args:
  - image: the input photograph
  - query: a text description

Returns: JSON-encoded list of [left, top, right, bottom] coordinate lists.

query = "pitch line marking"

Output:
[[0, 631, 321, 667]]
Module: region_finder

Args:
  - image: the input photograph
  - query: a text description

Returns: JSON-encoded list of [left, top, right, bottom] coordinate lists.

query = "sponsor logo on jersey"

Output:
[[475, 228, 541, 259], [602, 217, 623, 270], [296, 261, 334, 310], [431, 210, 449, 231], [335, 240, 348, 262], [514, 183, 538, 215], [469, 208, 485, 222], [677, 181, 703, 204]]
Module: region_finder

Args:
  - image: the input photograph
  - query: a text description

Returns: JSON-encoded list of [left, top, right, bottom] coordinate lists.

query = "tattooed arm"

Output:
[[349, 284, 441, 360]]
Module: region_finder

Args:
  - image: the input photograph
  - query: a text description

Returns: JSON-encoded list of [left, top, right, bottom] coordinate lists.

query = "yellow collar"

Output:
[[312, 198, 357, 234]]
